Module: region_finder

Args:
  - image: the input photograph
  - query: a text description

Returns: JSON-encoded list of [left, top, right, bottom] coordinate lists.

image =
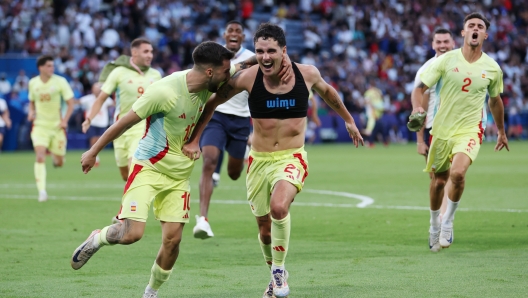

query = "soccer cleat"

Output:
[[263, 279, 275, 298], [212, 172, 220, 187], [38, 190, 48, 202], [142, 293, 157, 298], [440, 224, 454, 248], [429, 228, 441, 252], [193, 215, 214, 239], [71, 229, 101, 270], [271, 268, 289, 298]]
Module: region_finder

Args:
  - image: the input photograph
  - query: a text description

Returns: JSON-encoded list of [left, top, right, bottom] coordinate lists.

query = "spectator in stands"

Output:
[[0, 73, 12, 96]]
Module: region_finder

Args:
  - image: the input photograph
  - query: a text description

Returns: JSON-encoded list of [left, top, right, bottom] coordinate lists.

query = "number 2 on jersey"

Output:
[[461, 78, 472, 92]]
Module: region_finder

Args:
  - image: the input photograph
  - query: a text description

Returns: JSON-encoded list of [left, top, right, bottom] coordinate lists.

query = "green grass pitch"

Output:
[[0, 142, 527, 297]]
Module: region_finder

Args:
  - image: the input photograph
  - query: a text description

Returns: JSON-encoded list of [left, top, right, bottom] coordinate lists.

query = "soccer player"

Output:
[[193, 20, 255, 239], [78, 82, 113, 166], [82, 38, 162, 182], [411, 13, 509, 252], [71, 41, 291, 298], [28, 55, 75, 202], [412, 28, 455, 216], [0, 96, 11, 151], [182, 23, 363, 298]]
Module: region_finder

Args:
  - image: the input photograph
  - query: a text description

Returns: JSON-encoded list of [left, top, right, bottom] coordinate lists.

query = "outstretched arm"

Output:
[[310, 66, 363, 147], [81, 109, 142, 173], [488, 95, 509, 151]]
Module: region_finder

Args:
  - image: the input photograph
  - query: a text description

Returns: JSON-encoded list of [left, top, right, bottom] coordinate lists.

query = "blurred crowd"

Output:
[[0, 0, 527, 145]]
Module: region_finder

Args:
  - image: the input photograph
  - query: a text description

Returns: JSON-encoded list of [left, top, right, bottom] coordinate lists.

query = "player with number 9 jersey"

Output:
[[420, 48, 502, 172], [101, 66, 161, 168]]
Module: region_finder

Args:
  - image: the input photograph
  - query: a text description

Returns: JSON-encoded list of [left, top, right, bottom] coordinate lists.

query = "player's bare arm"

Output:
[[61, 98, 75, 129], [305, 64, 364, 147], [411, 81, 430, 114], [182, 69, 251, 160], [416, 92, 430, 156], [81, 91, 111, 133], [488, 95, 509, 152], [81, 109, 142, 173], [27, 101, 35, 121]]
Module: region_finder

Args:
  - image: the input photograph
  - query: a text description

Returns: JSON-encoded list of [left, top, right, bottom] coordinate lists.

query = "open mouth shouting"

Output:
[[262, 61, 274, 70], [471, 32, 479, 42]]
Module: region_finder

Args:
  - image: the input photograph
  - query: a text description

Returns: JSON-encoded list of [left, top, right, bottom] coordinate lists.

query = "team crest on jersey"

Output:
[[130, 201, 137, 212], [481, 70, 487, 79]]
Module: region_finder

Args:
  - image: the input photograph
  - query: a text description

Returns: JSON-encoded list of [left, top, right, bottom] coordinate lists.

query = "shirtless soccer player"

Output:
[[183, 23, 363, 298]]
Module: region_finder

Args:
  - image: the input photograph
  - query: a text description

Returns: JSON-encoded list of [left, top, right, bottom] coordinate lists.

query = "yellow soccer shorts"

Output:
[[118, 164, 191, 223], [246, 147, 309, 217], [425, 131, 482, 173], [30, 126, 67, 156], [113, 126, 144, 167]]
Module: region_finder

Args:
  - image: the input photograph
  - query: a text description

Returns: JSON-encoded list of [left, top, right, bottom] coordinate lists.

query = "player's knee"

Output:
[[36, 156, 46, 163], [53, 159, 64, 167], [202, 156, 218, 173], [227, 169, 241, 180], [433, 176, 447, 190], [162, 235, 182, 253], [269, 202, 288, 220], [449, 170, 465, 185]]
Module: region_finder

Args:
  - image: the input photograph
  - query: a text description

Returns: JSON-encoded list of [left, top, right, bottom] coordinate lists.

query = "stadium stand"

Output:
[[0, 0, 527, 151]]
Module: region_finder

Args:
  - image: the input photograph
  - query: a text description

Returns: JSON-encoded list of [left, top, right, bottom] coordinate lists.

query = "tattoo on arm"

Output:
[[106, 219, 132, 244], [240, 56, 257, 69], [217, 83, 234, 99], [326, 92, 344, 110]]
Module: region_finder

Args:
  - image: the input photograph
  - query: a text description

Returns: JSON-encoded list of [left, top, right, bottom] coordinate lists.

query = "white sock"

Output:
[[430, 209, 441, 232], [145, 285, 157, 294], [442, 198, 458, 226]]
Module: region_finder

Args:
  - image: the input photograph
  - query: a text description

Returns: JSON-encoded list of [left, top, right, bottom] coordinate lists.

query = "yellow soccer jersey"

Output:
[[131, 70, 215, 180], [101, 66, 162, 122], [28, 74, 74, 129], [421, 49, 503, 140]]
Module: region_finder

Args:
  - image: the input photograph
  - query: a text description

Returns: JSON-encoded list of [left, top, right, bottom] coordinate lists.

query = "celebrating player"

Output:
[[28, 55, 75, 202], [182, 23, 363, 298], [410, 13, 509, 252], [71, 41, 292, 298], [411, 28, 455, 215], [193, 20, 255, 239]]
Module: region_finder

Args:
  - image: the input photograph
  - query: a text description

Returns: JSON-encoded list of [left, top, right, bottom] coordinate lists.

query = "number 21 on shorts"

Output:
[[284, 164, 300, 180]]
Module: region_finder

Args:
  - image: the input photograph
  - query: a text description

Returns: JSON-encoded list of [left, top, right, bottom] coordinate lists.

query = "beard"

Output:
[[207, 77, 220, 93]]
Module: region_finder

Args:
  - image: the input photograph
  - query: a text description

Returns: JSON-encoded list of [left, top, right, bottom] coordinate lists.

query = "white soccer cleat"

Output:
[[71, 229, 101, 270], [262, 279, 275, 298], [142, 293, 157, 298], [193, 215, 214, 239], [212, 172, 220, 187], [38, 190, 48, 202], [429, 228, 441, 252], [271, 268, 289, 298], [440, 224, 454, 248]]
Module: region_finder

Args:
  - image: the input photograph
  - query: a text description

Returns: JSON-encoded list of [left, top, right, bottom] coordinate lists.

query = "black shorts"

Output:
[[424, 127, 432, 146], [199, 111, 251, 159], [86, 126, 106, 139]]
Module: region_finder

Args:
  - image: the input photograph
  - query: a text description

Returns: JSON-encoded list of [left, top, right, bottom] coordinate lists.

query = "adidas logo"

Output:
[[178, 113, 186, 119], [273, 246, 286, 252], [453, 67, 459, 72], [183, 213, 189, 219]]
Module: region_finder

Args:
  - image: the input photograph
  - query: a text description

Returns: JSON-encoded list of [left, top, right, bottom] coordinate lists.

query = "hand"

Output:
[[411, 107, 425, 115], [312, 115, 321, 127], [182, 142, 201, 160], [417, 141, 429, 156], [59, 119, 68, 129], [495, 132, 509, 152], [81, 118, 91, 133], [278, 53, 293, 83], [81, 150, 97, 174], [27, 110, 35, 122], [345, 122, 364, 148]]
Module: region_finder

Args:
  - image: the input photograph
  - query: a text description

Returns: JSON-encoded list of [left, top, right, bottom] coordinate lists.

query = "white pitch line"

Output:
[[2, 194, 527, 213], [303, 189, 374, 208]]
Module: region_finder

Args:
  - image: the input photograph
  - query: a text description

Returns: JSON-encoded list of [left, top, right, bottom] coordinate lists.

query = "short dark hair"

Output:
[[131, 38, 152, 49], [464, 12, 490, 29], [192, 41, 235, 67], [254, 23, 286, 47], [225, 20, 243, 29], [433, 28, 453, 37], [37, 55, 54, 67]]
